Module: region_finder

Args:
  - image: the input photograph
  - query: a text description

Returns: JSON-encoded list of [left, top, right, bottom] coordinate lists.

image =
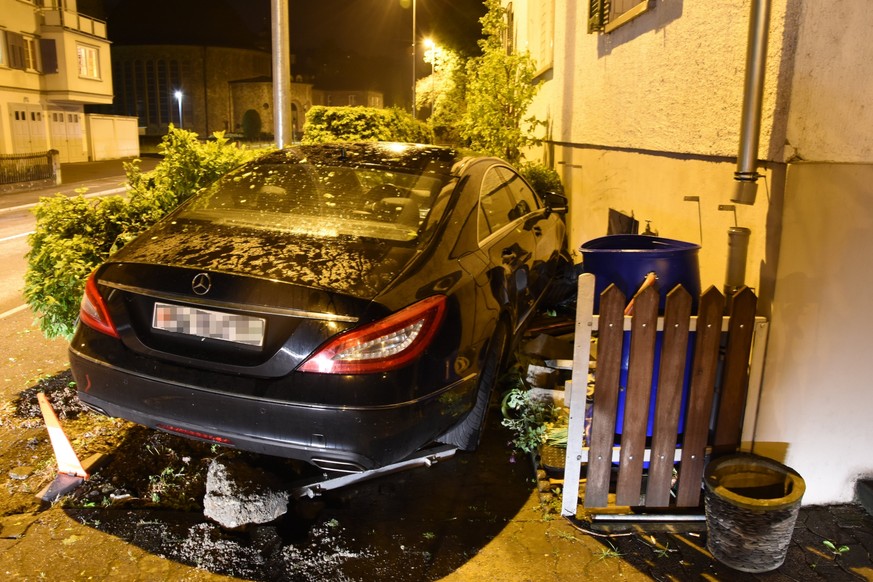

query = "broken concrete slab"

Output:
[[203, 458, 289, 529]]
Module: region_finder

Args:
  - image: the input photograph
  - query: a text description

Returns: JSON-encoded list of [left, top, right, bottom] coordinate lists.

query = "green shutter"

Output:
[[588, 0, 607, 33]]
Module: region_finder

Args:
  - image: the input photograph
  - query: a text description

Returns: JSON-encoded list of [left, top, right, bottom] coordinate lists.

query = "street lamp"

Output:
[[174, 90, 183, 129]]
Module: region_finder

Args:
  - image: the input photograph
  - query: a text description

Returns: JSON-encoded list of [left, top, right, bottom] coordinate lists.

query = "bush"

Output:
[[302, 106, 433, 144], [520, 162, 564, 197], [24, 127, 264, 339]]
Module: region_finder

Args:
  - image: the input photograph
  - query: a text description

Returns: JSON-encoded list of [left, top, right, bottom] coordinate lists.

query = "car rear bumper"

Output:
[[70, 347, 477, 472]]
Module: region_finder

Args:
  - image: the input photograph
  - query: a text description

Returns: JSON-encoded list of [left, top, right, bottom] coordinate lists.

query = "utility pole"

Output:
[[272, 0, 292, 148], [411, 0, 417, 118]]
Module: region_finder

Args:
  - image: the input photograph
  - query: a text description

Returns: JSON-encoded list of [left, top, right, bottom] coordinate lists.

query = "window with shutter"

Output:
[[7, 32, 26, 70], [528, 0, 554, 73], [589, 0, 653, 34], [40, 39, 58, 74]]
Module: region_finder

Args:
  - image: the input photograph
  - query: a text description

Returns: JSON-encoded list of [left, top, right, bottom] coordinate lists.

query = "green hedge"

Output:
[[302, 106, 433, 144], [519, 162, 564, 197], [24, 127, 264, 339]]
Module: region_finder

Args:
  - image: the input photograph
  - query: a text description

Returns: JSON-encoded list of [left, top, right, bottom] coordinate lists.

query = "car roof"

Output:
[[256, 142, 465, 177]]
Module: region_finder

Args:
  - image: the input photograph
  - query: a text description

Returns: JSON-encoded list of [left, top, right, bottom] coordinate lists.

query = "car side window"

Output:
[[496, 166, 540, 218], [478, 167, 517, 240]]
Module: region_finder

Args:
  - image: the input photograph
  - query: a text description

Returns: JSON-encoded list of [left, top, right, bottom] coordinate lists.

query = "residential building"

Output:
[[0, 0, 127, 162], [509, 0, 873, 505]]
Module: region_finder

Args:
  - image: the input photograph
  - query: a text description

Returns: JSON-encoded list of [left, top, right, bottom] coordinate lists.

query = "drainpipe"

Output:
[[725, 0, 771, 297], [732, 0, 771, 206]]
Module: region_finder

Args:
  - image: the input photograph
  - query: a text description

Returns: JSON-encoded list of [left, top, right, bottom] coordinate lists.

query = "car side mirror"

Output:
[[543, 192, 568, 215]]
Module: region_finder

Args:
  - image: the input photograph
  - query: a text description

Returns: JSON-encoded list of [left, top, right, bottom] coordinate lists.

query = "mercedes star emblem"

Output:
[[192, 272, 212, 295]]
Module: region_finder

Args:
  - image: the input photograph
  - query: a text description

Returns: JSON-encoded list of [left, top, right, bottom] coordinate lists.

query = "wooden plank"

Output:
[[741, 319, 770, 449], [583, 284, 626, 508], [615, 285, 658, 506], [561, 274, 595, 517], [645, 285, 692, 507], [713, 286, 757, 455], [676, 286, 726, 507]]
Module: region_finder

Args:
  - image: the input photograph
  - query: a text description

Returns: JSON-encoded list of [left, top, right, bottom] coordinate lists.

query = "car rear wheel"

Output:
[[438, 324, 508, 451]]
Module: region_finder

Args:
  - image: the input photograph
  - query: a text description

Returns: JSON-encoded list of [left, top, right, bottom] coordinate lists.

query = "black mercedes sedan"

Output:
[[70, 142, 570, 472]]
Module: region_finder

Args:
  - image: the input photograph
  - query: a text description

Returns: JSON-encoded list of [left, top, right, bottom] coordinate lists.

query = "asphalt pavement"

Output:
[[2, 158, 873, 580]]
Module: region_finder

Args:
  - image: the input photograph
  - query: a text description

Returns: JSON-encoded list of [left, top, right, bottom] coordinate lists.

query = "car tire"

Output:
[[437, 324, 508, 452]]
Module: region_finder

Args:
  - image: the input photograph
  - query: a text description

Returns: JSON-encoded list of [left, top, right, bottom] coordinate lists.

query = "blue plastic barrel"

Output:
[[580, 235, 701, 437]]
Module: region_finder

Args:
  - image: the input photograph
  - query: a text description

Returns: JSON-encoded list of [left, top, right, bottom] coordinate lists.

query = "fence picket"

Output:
[[584, 284, 626, 508], [675, 286, 726, 506], [645, 285, 692, 507], [615, 285, 659, 506], [713, 286, 758, 455]]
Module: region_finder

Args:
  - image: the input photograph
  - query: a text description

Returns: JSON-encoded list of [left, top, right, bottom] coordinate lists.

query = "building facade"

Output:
[[509, 0, 873, 505], [110, 45, 384, 143], [0, 0, 114, 161]]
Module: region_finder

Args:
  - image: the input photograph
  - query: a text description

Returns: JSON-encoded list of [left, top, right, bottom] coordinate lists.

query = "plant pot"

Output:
[[538, 443, 566, 472], [704, 453, 805, 573]]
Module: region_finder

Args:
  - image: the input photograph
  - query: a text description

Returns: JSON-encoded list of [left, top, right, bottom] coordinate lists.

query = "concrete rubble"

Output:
[[203, 458, 290, 529]]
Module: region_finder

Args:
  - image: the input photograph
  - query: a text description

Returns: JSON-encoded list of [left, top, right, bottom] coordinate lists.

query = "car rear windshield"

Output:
[[181, 155, 457, 244]]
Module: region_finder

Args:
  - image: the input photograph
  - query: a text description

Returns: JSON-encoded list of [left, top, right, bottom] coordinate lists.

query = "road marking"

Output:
[[0, 231, 33, 243], [0, 304, 28, 320]]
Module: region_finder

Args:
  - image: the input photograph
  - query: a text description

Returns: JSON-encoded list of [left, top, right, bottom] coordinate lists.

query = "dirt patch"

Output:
[[0, 369, 535, 581]]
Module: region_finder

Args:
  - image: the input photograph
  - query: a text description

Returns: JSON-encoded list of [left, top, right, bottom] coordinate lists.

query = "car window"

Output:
[[496, 166, 540, 216], [478, 167, 517, 240], [183, 160, 450, 244], [478, 165, 542, 241]]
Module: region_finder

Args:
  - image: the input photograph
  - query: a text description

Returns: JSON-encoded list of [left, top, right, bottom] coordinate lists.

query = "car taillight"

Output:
[[298, 295, 447, 374], [79, 273, 119, 338]]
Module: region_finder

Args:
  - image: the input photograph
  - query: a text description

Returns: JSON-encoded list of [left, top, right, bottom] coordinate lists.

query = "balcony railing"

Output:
[[41, 9, 108, 39]]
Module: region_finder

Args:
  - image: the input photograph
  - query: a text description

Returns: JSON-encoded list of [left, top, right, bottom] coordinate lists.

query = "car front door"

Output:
[[478, 165, 539, 331]]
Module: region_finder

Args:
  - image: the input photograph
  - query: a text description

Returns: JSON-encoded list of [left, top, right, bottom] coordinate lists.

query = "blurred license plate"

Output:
[[153, 303, 265, 347]]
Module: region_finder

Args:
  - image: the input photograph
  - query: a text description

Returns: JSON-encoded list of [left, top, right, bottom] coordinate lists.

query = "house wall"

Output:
[[755, 163, 873, 504], [521, 0, 794, 304], [752, 1, 873, 505], [85, 114, 139, 160], [513, 0, 873, 503]]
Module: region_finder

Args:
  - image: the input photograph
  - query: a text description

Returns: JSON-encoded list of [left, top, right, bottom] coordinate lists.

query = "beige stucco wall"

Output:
[[784, 1, 873, 162], [522, 0, 793, 303], [552, 147, 780, 302], [514, 0, 873, 503], [754, 162, 873, 504], [530, 1, 791, 160]]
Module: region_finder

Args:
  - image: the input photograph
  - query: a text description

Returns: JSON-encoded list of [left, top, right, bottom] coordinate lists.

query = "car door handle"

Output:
[[502, 248, 517, 262], [532, 225, 542, 236]]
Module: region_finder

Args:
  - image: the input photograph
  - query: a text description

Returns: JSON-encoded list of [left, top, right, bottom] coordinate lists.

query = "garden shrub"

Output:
[[24, 127, 264, 339], [302, 106, 433, 144], [520, 162, 564, 196]]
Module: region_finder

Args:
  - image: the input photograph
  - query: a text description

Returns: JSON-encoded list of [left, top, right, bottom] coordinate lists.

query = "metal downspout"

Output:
[[732, 0, 772, 206], [725, 0, 771, 297]]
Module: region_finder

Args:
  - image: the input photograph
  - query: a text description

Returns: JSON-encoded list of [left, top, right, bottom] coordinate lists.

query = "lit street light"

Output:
[[174, 90, 183, 129]]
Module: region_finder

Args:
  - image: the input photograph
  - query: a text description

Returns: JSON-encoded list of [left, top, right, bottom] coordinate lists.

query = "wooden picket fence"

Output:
[[560, 273, 768, 517]]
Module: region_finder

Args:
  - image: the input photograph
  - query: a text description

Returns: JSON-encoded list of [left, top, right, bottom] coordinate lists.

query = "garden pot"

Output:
[[704, 453, 805, 573]]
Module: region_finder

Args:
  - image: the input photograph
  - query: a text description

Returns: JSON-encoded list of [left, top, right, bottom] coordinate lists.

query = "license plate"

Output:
[[153, 302, 265, 347]]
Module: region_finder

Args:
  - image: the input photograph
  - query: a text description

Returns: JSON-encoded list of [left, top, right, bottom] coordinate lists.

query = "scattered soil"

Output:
[[0, 369, 537, 581]]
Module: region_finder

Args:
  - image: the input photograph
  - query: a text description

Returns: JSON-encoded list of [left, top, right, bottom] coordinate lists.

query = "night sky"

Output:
[[88, 0, 486, 106], [94, 0, 485, 57]]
